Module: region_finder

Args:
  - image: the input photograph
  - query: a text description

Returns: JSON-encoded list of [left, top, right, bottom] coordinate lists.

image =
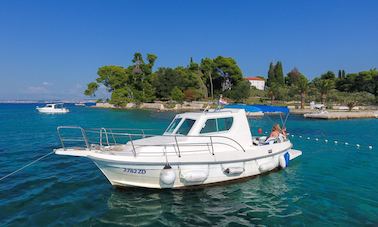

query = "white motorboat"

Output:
[[74, 102, 86, 107], [55, 108, 301, 189], [36, 103, 69, 113]]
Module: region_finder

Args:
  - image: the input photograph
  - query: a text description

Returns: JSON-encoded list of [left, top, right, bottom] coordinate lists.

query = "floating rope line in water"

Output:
[[0, 151, 55, 182], [289, 134, 373, 150]]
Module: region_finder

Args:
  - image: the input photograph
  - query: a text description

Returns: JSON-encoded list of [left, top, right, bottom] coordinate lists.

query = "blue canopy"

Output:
[[225, 104, 289, 114], [225, 104, 261, 112]]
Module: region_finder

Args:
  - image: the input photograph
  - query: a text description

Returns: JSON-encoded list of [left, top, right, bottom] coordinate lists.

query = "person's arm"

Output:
[[282, 128, 287, 139]]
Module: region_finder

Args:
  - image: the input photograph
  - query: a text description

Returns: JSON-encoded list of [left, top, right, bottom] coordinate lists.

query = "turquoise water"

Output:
[[1, 104, 377, 226]]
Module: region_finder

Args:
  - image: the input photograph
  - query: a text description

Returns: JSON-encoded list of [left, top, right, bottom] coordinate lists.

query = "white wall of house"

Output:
[[248, 79, 265, 90]]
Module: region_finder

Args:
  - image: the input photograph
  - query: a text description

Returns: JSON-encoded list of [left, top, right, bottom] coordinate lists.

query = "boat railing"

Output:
[[57, 126, 91, 150], [57, 126, 246, 157]]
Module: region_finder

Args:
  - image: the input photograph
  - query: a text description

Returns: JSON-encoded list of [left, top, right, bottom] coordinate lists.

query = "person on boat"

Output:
[[264, 124, 281, 144], [266, 124, 286, 144], [270, 124, 281, 138]]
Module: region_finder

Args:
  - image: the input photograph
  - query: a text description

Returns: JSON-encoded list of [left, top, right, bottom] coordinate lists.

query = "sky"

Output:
[[0, 0, 378, 100]]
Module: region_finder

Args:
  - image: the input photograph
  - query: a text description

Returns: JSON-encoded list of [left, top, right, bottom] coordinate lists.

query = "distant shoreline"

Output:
[[91, 101, 210, 112], [0, 100, 96, 104], [2, 101, 377, 119], [92, 102, 378, 119]]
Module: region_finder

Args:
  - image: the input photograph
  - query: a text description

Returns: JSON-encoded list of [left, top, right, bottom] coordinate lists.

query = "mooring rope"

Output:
[[0, 151, 55, 182]]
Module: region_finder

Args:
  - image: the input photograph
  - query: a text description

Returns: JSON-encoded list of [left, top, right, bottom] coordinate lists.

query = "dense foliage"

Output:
[[85, 53, 378, 108], [85, 53, 249, 106], [264, 65, 378, 109]]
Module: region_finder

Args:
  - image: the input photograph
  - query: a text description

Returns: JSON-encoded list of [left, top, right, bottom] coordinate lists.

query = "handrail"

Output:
[[57, 126, 90, 151], [107, 132, 247, 153], [56, 126, 246, 156], [99, 127, 110, 148], [109, 129, 117, 144]]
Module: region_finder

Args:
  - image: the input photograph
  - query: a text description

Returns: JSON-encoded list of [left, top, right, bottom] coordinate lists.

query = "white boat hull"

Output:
[[56, 146, 301, 189], [37, 107, 69, 113]]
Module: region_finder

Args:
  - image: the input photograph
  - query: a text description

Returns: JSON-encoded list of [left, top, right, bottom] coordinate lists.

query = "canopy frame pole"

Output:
[[283, 112, 290, 128]]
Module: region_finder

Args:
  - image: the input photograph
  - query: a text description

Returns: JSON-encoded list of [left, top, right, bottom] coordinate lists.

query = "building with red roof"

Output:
[[245, 77, 265, 90]]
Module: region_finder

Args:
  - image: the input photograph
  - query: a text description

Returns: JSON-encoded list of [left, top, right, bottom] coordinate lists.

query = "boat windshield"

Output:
[[165, 118, 182, 134], [176, 119, 196, 135]]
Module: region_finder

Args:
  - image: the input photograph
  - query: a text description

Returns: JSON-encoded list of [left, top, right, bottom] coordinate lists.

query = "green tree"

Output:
[[337, 70, 346, 79], [170, 86, 184, 103], [110, 86, 133, 106], [286, 67, 301, 86], [312, 78, 335, 104], [212, 56, 243, 96], [84, 82, 99, 97], [274, 61, 284, 85], [267, 62, 275, 87], [200, 58, 215, 99], [320, 71, 336, 81], [332, 91, 375, 111], [294, 75, 309, 109], [267, 83, 280, 104], [151, 68, 180, 99], [141, 81, 156, 102], [96, 65, 128, 91], [85, 53, 159, 105], [227, 80, 251, 102]]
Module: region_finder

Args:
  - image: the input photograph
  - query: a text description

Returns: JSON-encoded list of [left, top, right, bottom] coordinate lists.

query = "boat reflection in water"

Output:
[[98, 168, 301, 226]]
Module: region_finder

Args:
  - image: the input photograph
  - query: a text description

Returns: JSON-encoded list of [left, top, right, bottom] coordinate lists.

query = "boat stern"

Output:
[[288, 149, 302, 160]]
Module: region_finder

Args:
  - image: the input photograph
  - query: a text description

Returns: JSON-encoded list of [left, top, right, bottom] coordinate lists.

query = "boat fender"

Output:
[[224, 167, 244, 175], [160, 165, 176, 185], [180, 170, 208, 183], [258, 161, 276, 173], [279, 152, 290, 169]]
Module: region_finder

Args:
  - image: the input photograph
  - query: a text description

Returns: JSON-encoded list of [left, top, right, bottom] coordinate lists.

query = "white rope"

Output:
[[0, 151, 55, 182]]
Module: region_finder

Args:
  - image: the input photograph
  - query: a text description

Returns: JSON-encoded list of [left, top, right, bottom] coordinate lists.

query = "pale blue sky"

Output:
[[1, 0, 377, 100]]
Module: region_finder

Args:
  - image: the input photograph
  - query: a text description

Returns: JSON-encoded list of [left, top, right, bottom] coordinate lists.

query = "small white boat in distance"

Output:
[[36, 103, 69, 113], [55, 108, 301, 189], [74, 102, 86, 107]]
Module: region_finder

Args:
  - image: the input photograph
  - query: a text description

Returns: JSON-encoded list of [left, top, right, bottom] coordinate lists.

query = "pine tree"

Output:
[[274, 61, 284, 85], [267, 62, 275, 87]]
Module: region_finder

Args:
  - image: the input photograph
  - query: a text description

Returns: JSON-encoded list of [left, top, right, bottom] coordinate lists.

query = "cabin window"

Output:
[[165, 118, 182, 133], [200, 117, 233, 134], [176, 119, 196, 135]]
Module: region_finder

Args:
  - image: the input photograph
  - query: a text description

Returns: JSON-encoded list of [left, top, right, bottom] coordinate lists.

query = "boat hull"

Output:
[[37, 108, 69, 113], [90, 149, 301, 189]]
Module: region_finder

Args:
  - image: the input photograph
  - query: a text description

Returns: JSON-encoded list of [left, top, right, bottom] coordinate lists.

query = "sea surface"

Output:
[[0, 104, 377, 226]]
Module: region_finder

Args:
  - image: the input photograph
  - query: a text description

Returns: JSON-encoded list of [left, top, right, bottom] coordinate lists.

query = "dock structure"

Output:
[[304, 111, 378, 120]]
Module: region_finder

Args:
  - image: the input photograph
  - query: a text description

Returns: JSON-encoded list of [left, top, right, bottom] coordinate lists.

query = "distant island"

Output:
[[84, 52, 378, 111]]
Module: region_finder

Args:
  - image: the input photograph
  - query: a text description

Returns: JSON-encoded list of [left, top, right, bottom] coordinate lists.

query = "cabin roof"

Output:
[[175, 108, 243, 119]]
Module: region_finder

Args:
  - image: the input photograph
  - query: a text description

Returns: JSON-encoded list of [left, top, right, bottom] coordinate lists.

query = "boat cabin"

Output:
[[163, 108, 253, 147], [45, 103, 65, 109]]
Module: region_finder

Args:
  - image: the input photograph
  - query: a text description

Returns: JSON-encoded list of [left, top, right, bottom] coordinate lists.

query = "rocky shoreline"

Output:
[[92, 101, 209, 111], [92, 102, 378, 119], [303, 111, 378, 119]]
